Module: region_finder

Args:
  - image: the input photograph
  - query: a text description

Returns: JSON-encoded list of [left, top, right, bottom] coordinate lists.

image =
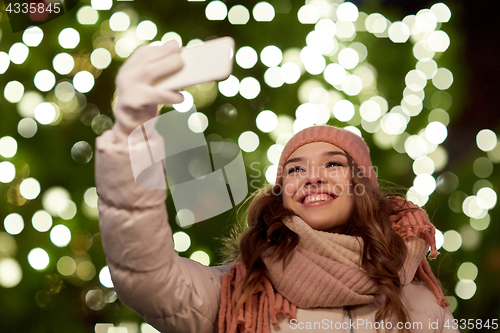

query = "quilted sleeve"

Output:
[[95, 125, 232, 333]]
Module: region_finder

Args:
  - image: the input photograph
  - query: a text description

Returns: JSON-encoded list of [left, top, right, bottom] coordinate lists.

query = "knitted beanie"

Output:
[[275, 125, 378, 187]]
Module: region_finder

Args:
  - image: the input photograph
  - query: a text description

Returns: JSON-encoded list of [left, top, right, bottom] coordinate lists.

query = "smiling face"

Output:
[[281, 142, 355, 233]]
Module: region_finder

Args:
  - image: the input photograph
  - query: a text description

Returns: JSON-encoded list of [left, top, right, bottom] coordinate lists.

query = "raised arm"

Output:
[[95, 41, 232, 333]]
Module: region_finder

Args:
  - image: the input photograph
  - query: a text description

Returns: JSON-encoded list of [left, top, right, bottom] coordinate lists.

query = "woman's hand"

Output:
[[113, 40, 185, 136]]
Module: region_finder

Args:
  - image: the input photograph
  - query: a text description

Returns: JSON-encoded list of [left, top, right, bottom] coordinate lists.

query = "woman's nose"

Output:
[[305, 166, 325, 186]]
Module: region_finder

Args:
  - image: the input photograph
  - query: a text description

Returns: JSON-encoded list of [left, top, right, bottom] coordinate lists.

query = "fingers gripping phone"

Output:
[[154, 36, 235, 91]]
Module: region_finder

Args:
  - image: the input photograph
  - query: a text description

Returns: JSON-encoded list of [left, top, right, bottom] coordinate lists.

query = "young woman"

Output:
[[95, 41, 458, 332]]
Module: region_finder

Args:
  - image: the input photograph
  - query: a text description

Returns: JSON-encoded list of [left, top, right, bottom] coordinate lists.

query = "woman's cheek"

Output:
[[282, 181, 297, 200], [282, 181, 297, 207]]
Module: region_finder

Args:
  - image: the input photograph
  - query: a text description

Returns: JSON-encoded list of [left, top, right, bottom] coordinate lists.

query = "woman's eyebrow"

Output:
[[283, 157, 303, 168], [322, 151, 347, 158]]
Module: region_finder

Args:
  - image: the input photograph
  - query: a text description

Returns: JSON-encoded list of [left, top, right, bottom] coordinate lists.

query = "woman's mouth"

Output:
[[302, 193, 336, 204]]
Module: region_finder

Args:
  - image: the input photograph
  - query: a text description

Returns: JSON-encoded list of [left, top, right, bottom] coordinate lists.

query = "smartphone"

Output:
[[154, 36, 235, 91]]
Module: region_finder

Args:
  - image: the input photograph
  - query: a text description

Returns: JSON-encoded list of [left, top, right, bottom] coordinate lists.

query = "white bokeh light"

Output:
[[324, 63, 346, 86], [415, 9, 437, 33], [188, 112, 209, 133], [238, 131, 260, 153], [333, 100, 355, 122], [265, 165, 278, 184], [42, 187, 71, 216], [99, 266, 114, 288], [435, 229, 444, 250], [18, 118, 38, 138], [336, 2, 359, 22], [218, 75, 240, 97], [405, 135, 428, 159], [32, 210, 53, 232], [315, 19, 336, 38], [53, 53, 75, 75], [455, 280, 476, 300], [4, 81, 25, 103], [58, 28, 80, 49], [0, 52, 10, 74], [50, 224, 72, 247], [388, 22, 410, 43], [298, 5, 319, 24], [27, 248, 50, 270], [476, 129, 497, 152], [0, 136, 17, 158], [228, 5, 250, 25], [236, 46, 258, 69], [413, 173, 436, 196], [73, 71, 95, 93], [77, 6, 99, 25], [109, 12, 130, 31], [443, 230, 462, 252], [381, 113, 407, 135], [406, 70, 427, 91], [280, 62, 301, 84], [360, 100, 381, 122], [34, 103, 56, 125], [115, 37, 136, 58], [239, 77, 261, 99], [190, 251, 210, 266], [432, 68, 454, 90], [338, 48, 359, 70], [431, 3, 451, 23], [91, 48, 112, 69], [23, 26, 44, 47], [300, 46, 326, 75], [0, 162, 16, 184], [0, 258, 23, 288], [253, 2, 275, 22], [256, 110, 278, 133], [173, 91, 194, 112], [425, 121, 448, 144], [34, 70, 56, 92], [428, 31, 450, 52], [306, 30, 333, 55], [267, 144, 284, 164], [206, 1, 228, 20], [173, 232, 191, 252], [9, 43, 29, 65], [413, 156, 435, 175], [342, 75, 363, 96], [264, 67, 284, 88], [477, 188, 497, 210], [136, 20, 157, 40], [91, 0, 112, 10], [336, 21, 356, 40], [407, 186, 429, 207], [463, 196, 487, 219], [4, 214, 24, 235], [260, 45, 282, 67], [57, 200, 77, 220], [20, 178, 41, 200]]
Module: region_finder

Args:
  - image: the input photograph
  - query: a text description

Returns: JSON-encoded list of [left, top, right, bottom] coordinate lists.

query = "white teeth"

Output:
[[303, 194, 334, 204]]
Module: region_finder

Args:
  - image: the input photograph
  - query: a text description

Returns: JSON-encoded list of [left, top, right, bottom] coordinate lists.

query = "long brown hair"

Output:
[[218, 154, 412, 332]]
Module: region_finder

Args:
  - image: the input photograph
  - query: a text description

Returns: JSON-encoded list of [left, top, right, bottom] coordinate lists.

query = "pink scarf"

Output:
[[219, 200, 449, 333]]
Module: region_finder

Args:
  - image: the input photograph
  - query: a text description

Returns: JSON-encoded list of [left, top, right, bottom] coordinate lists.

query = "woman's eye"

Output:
[[287, 166, 303, 174], [327, 161, 343, 168]]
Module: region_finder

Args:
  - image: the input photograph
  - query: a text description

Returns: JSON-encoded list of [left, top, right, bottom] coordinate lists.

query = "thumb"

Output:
[[148, 87, 185, 105]]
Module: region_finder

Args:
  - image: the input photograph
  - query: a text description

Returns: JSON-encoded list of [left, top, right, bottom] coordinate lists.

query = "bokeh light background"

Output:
[[1, 0, 499, 332]]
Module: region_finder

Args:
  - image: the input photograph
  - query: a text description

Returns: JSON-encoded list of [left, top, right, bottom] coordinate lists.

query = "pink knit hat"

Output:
[[275, 125, 378, 187]]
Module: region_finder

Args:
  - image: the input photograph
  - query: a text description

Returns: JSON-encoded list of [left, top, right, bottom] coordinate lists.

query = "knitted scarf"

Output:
[[218, 199, 449, 333]]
